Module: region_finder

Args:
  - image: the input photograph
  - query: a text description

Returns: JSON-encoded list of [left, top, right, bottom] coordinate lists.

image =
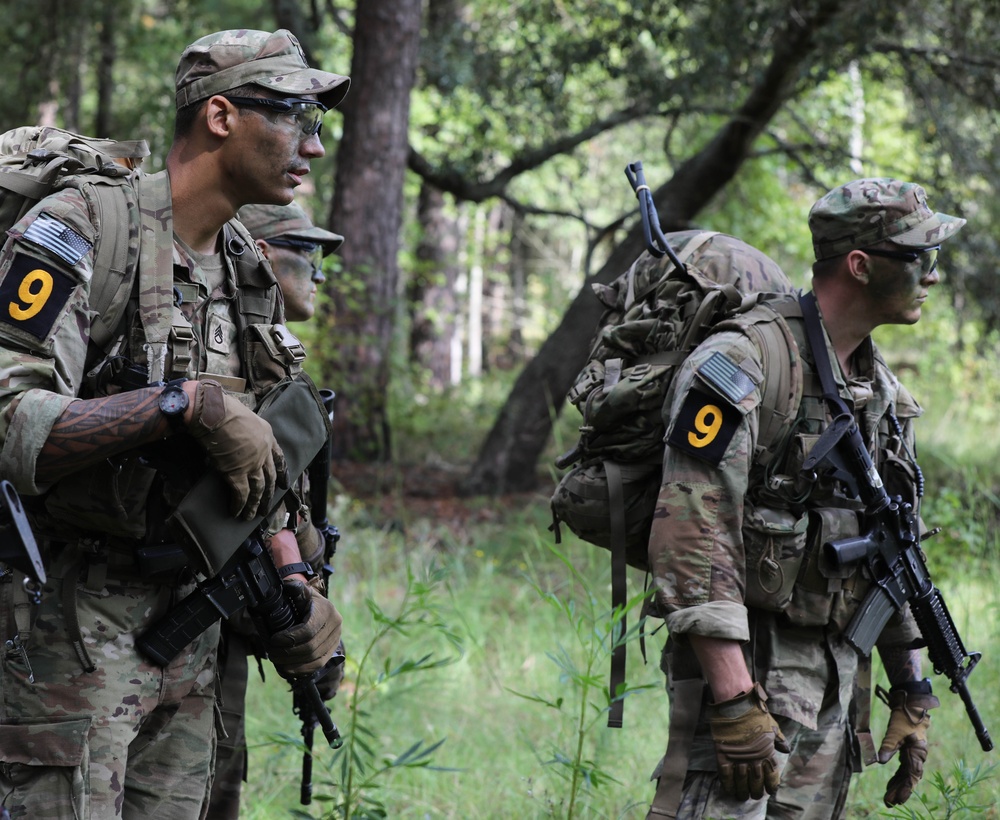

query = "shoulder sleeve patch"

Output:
[[0, 253, 76, 341], [697, 351, 756, 403], [22, 214, 93, 266], [667, 387, 743, 465]]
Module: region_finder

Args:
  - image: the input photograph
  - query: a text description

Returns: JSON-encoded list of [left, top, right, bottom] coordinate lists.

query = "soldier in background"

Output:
[[646, 179, 964, 819], [208, 201, 345, 818]]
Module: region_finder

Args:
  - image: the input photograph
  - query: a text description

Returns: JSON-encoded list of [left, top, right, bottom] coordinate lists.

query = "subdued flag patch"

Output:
[[23, 214, 93, 266]]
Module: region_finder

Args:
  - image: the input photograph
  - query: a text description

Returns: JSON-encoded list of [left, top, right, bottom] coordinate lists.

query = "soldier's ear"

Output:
[[204, 95, 238, 139], [255, 238, 271, 260], [846, 249, 871, 285]]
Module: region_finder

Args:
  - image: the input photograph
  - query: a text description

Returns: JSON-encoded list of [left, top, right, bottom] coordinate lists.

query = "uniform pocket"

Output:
[[743, 503, 808, 612], [0, 717, 91, 818]]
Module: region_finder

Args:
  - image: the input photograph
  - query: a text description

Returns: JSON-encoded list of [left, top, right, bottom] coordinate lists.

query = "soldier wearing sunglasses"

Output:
[[207, 201, 344, 819]]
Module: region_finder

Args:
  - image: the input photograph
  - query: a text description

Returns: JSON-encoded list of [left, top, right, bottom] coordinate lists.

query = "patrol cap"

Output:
[[809, 178, 965, 261], [175, 29, 350, 110], [239, 201, 344, 254]]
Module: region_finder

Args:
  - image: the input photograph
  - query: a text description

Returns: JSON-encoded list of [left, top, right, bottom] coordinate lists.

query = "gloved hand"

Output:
[[187, 379, 286, 520], [267, 576, 343, 678], [708, 682, 791, 801], [877, 682, 939, 807], [315, 641, 347, 701]]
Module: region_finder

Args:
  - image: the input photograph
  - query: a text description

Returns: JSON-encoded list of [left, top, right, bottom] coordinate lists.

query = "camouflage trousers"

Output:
[[669, 708, 853, 820], [0, 545, 219, 819]]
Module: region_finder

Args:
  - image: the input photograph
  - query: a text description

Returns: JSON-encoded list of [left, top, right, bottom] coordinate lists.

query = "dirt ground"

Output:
[[328, 459, 553, 530]]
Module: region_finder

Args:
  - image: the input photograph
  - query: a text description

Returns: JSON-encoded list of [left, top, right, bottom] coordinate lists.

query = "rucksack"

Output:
[[0, 126, 280, 390], [549, 228, 802, 726], [0, 125, 150, 349]]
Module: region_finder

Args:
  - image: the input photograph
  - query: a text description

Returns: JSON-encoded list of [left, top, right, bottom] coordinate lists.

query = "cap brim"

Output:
[[256, 70, 350, 109], [282, 224, 345, 254], [892, 213, 966, 249]]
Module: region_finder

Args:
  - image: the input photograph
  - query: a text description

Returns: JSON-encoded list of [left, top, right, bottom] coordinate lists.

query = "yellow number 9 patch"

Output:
[[9, 268, 54, 320], [0, 253, 74, 341], [688, 403, 723, 448], [668, 388, 742, 465]]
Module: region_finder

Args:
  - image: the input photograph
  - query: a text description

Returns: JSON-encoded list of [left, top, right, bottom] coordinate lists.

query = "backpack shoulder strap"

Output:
[[83, 177, 140, 350], [719, 297, 804, 466]]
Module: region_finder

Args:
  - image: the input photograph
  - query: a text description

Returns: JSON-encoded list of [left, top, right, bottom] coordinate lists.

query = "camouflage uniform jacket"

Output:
[[0, 176, 290, 544], [650, 293, 922, 729]]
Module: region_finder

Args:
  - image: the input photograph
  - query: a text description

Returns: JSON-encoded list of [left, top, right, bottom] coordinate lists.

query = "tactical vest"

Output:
[[83, 170, 304, 403], [738, 296, 923, 630]]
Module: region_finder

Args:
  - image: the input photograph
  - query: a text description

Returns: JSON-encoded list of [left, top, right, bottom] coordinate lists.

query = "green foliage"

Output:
[[305, 563, 463, 819], [509, 542, 657, 818], [879, 761, 999, 819]]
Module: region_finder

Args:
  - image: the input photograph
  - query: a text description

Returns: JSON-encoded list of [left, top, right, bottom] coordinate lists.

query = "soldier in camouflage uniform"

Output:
[[207, 201, 345, 819], [0, 30, 350, 819], [646, 179, 965, 819]]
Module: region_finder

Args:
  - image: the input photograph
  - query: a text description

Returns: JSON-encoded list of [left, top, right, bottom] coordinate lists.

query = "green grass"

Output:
[[236, 491, 1000, 819]]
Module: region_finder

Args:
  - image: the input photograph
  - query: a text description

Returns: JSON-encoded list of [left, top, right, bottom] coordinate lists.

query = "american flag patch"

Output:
[[698, 351, 755, 403], [22, 214, 93, 266]]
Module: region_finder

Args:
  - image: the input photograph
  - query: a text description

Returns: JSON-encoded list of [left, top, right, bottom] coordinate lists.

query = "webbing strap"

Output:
[[87, 180, 137, 350], [646, 677, 704, 818], [855, 655, 877, 765], [606, 459, 628, 728], [135, 171, 176, 385], [62, 559, 97, 674], [624, 231, 719, 311]]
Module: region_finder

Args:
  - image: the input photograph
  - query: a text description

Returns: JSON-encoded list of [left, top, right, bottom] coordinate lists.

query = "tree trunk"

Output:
[[409, 183, 461, 389], [321, 0, 422, 460], [461, 0, 845, 494]]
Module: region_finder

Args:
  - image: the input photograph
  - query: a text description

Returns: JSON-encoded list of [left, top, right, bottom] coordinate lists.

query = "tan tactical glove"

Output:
[[708, 682, 791, 801], [267, 576, 343, 678], [315, 641, 347, 700], [877, 682, 940, 807], [187, 379, 286, 520]]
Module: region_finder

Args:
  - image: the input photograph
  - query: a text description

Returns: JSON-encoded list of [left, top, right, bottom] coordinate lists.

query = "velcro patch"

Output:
[[667, 388, 742, 465], [697, 351, 756, 404], [0, 253, 76, 341], [22, 214, 93, 266]]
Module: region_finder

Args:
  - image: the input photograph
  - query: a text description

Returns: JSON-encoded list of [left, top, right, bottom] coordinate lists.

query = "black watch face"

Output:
[[160, 387, 188, 415]]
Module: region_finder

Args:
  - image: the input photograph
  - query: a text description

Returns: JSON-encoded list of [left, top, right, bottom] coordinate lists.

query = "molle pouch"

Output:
[[742, 503, 808, 612], [245, 322, 306, 388], [784, 506, 861, 627], [169, 373, 330, 577]]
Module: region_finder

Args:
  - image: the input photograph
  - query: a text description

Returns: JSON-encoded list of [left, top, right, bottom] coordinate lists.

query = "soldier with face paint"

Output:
[[207, 201, 345, 819], [645, 179, 965, 820], [0, 29, 350, 819]]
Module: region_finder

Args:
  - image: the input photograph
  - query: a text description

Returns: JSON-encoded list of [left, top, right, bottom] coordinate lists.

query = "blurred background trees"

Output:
[[4, 0, 1000, 490]]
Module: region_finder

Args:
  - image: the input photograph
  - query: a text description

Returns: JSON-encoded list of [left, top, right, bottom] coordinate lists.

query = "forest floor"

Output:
[[329, 459, 554, 534]]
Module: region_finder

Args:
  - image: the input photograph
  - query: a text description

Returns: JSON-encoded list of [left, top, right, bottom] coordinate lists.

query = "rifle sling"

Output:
[[798, 290, 878, 765]]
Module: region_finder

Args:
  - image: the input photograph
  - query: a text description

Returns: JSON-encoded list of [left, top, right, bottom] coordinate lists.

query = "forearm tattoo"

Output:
[[37, 387, 167, 483], [879, 643, 924, 687]]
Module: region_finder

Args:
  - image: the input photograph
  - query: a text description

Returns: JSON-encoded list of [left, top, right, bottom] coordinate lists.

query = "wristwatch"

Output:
[[158, 378, 189, 431]]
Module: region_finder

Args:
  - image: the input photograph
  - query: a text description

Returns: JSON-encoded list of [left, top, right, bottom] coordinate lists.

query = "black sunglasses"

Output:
[[223, 96, 328, 136], [266, 237, 321, 253], [861, 244, 940, 274]]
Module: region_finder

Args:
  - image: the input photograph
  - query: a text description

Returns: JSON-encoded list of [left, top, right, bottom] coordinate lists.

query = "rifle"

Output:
[[296, 387, 341, 805], [803, 412, 993, 752], [136, 375, 343, 751], [136, 524, 344, 750]]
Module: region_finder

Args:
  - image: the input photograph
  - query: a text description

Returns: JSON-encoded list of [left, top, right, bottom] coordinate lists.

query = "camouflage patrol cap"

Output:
[[175, 29, 350, 110], [239, 201, 344, 254], [809, 178, 965, 260]]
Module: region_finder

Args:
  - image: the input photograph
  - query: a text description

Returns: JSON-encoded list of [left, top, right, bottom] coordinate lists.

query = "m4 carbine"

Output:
[[804, 412, 992, 752]]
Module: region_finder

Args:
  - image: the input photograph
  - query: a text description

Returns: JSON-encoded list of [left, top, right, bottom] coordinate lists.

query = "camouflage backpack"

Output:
[[550, 230, 803, 724], [551, 229, 802, 558], [0, 125, 149, 350]]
